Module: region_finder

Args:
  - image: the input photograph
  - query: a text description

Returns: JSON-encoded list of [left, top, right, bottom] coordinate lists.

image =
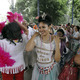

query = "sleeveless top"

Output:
[[34, 36, 56, 65]]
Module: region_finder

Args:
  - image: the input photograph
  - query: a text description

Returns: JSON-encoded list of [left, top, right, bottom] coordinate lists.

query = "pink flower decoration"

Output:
[[7, 12, 23, 23], [0, 46, 15, 67], [0, 21, 6, 33]]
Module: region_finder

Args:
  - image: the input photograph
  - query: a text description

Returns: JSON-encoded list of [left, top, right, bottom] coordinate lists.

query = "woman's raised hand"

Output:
[[33, 32, 40, 37]]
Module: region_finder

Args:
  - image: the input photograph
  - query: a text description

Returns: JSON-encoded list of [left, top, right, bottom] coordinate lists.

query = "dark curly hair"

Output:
[[76, 26, 80, 31], [1, 22, 23, 45], [57, 29, 65, 36]]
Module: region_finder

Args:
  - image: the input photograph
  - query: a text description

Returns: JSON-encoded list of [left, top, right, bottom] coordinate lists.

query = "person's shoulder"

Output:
[[28, 26, 33, 30], [77, 31, 80, 34], [35, 35, 40, 40], [22, 33, 28, 40], [34, 36, 41, 43], [76, 32, 80, 36], [0, 39, 7, 42], [22, 33, 27, 37], [0, 39, 9, 45]]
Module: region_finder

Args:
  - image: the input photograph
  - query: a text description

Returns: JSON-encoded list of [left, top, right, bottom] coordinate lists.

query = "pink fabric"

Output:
[[7, 12, 23, 23], [0, 46, 15, 67], [0, 21, 6, 33]]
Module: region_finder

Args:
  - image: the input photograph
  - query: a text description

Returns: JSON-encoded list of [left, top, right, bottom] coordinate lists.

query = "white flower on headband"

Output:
[[41, 13, 47, 20]]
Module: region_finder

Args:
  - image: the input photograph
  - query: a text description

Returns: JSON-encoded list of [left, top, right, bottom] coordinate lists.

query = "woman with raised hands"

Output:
[[26, 13, 61, 80], [0, 18, 29, 80]]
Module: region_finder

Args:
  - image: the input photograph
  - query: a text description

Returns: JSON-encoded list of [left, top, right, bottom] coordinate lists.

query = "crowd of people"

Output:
[[0, 12, 80, 80]]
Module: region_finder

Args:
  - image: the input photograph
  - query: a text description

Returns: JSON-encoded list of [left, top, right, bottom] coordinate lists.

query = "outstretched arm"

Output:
[[15, 20, 28, 35]]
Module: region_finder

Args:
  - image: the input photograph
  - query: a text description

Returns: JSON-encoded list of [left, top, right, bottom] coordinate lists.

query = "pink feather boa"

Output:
[[0, 46, 15, 67], [7, 12, 23, 23], [7, 12, 24, 34]]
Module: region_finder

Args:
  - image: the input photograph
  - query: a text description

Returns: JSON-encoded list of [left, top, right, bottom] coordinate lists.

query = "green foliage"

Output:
[[73, 0, 80, 22], [69, 0, 80, 25], [15, 0, 68, 25]]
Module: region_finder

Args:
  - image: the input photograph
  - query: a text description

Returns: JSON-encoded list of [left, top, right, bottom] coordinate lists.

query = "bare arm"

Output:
[[74, 47, 80, 65], [74, 54, 80, 65], [73, 36, 79, 40], [26, 32, 39, 51], [15, 20, 28, 34], [54, 36, 61, 62], [71, 33, 79, 40]]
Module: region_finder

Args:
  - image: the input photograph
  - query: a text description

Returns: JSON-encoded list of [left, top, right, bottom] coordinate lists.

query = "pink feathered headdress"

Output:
[[0, 21, 6, 33], [7, 12, 24, 34], [7, 12, 23, 23], [0, 46, 15, 67]]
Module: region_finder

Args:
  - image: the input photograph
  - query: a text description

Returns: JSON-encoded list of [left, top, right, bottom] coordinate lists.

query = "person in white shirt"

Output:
[[71, 26, 80, 52], [26, 14, 61, 80], [22, 20, 37, 71], [56, 29, 69, 69], [0, 21, 28, 80]]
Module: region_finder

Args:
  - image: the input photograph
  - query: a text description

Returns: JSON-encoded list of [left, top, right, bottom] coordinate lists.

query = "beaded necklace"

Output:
[[40, 35, 52, 53]]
